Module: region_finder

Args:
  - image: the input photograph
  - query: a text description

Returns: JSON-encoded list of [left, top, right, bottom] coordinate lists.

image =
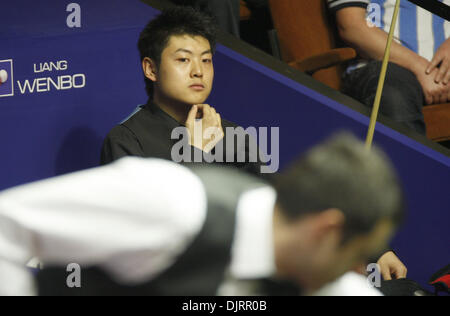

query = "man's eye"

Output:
[[203, 59, 212, 63], [178, 58, 189, 62]]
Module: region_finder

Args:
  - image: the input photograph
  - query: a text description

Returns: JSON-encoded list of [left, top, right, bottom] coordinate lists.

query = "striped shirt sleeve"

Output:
[[327, 0, 370, 13]]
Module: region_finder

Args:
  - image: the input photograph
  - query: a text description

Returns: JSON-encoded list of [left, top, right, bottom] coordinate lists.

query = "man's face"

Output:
[[150, 35, 214, 105], [289, 216, 395, 291], [318, 219, 395, 288]]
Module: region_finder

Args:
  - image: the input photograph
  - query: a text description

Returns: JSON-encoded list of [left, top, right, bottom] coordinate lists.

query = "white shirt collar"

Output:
[[229, 186, 277, 279]]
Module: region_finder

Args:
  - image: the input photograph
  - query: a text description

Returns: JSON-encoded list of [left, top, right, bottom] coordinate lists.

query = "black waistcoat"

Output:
[[36, 166, 267, 296]]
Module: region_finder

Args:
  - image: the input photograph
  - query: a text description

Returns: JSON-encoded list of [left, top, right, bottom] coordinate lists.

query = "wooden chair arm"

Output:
[[288, 48, 357, 74], [423, 103, 450, 142]]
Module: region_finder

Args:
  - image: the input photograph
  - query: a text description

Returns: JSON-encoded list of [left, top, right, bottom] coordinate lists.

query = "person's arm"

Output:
[[336, 7, 449, 104], [185, 104, 225, 153], [0, 158, 207, 295], [218, 118, 269, 178], [243, 132, 268, 178], [100, 125, 144, 165]]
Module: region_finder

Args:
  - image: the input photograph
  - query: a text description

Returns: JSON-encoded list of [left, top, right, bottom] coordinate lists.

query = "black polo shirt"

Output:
[[100, 100, 265, 177]]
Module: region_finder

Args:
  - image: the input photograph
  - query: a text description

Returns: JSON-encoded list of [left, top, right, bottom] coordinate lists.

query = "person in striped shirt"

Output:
[[328, 0, 450, 135]]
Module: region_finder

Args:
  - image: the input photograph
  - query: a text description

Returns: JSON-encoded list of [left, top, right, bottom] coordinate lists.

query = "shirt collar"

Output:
[[229, 186, 277, 279], [145, 99, 181, 129]]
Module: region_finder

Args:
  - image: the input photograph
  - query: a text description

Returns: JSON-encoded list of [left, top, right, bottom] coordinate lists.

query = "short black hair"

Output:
[[273, 133, 405, 243], [138, 6, 218, 97]]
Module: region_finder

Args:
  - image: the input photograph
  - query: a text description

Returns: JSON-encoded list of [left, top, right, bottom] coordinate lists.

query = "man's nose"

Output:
[[191, 60, 203, 78]]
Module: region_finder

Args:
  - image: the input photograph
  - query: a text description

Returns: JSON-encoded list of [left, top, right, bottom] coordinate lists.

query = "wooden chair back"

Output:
[[268, 0, 343, 89]]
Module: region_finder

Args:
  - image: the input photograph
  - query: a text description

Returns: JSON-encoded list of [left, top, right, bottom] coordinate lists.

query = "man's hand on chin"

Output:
[[185, 104, 224, 153]]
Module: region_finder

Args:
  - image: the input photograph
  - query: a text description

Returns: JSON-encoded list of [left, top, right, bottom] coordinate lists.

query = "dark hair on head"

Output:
[[273, 132, 405, 244], [138, 6, 218, 97]]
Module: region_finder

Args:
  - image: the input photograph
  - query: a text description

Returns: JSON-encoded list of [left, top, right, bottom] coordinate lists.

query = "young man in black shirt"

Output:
[[101, 6, 264, 176]]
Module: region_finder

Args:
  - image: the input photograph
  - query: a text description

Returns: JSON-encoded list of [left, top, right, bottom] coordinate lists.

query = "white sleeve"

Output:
[[327, 0, 370, 12], [0, 157, 207, 295]]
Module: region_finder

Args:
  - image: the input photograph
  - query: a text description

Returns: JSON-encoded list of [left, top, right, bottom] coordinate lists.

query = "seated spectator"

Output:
[[328, 0, 450, 135], [169, 0, 241, 37], [240, 0, 273, 54], [101, 6, 264, 176], [168, 0, 274, 53], [0, 133, 405, 295]]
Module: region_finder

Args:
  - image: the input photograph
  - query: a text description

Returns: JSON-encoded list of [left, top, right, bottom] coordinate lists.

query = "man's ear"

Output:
[[312, 208, 345, 241], [142, 57, 158, 82]]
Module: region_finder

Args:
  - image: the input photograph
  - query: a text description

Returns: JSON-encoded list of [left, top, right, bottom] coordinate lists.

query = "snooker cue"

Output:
[[365, 0, 401, 150]]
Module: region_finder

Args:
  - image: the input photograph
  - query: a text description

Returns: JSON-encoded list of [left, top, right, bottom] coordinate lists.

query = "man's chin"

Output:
[[179, 96, 209, 106]]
